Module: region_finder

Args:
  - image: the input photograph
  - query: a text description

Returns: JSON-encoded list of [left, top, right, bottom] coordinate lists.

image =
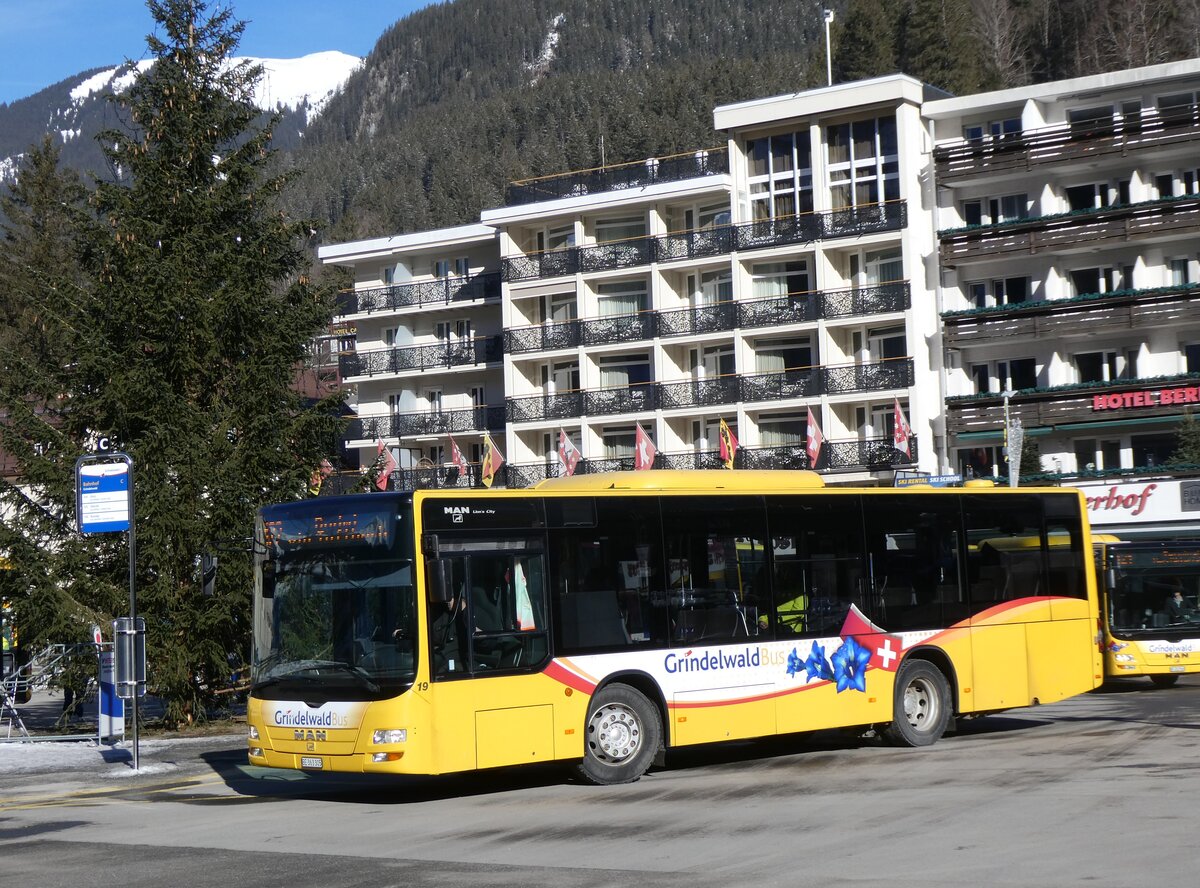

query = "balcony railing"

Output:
[[505, 319, 582, 354], [498, 437, 918, 488], [942, 283, 1200, 348], [939, 195, 1200, 266], [505, 147, 729, 206], [933, 103, 1200, 184], [344, 406, 505, 441], [502, 203, 907, 283], [336, 272, 500, 317], [507, 360, 913, 422], [944, 373, 1200, 436], [504, 284, 910, 357], [339, 335, 503, 378], [658, 376, 742, 410], [386, 464, 485, 490]]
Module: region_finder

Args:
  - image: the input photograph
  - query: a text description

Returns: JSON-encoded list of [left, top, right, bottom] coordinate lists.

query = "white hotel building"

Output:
[[320, 58, 1200, 534]]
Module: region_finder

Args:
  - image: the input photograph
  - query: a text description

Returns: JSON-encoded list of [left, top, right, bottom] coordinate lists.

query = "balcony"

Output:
[[336, 272, 500, 317], [945, 373, 1200, 436], [934, 103, 1200, 185], [502, 203, 907, 283], [504, 147, 729, 206], [506, 360, 913, 423], [345, 406, 506, 441], [385, 464, 486, 490], [939, 195, 1200, 267], [500, 436, 918, 487], [943, 283, 1200, 348], [339, 336, 503, 379], [503, 284, 908, 357]]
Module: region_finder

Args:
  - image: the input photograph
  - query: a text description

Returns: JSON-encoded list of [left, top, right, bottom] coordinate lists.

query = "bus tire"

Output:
[[576, 684, 661, 785], [883, 659, 951, 747], [1149, 674, 1180, 688]]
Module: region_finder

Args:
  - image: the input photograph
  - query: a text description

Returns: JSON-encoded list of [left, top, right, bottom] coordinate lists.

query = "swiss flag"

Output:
[[806, 407, 824, 467], [839, 605, 904, 673], [635, 423, 657, 470], [449, 436, 468, 476], [558, 428, 581, 477], [893, 398, 912, 458]]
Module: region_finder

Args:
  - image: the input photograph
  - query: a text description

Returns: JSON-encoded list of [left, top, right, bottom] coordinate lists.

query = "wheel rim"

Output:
[[586, 701, 642, 764], [902, 676, 939, 733]]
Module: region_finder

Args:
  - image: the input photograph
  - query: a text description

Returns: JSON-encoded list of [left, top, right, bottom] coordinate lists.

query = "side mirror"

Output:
[[261, 560, 277, 600], [1105, 568, 1116, 591], [427, 559, 451, 604]]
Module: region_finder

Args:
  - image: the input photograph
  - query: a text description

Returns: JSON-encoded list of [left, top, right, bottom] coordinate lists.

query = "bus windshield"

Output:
[[1106, 543, 1200, 636], [252, 496, 417, 701]]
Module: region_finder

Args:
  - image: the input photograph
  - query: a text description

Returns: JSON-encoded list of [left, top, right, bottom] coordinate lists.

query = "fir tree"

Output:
[[2, 1, 342, 726], [834, 0, 901, 83], [899, 0, 987, 95], [1168, 411, 1200, 467]]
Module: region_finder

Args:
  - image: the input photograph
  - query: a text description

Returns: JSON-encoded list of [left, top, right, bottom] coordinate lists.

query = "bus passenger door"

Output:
[[426, 541, 556, 772]]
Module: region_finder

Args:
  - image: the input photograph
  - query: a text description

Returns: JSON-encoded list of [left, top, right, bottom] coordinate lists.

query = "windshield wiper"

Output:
[[293, 660, 381, 693]]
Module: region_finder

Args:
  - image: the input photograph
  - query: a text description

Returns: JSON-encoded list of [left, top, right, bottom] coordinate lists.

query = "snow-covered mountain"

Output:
[[0, 51, 362, 184]]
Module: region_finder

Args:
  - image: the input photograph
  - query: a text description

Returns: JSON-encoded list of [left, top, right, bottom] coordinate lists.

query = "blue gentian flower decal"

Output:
[[831, 636, 871, 693], [786, 647, 803, 677], [804, 641, 834, 682]]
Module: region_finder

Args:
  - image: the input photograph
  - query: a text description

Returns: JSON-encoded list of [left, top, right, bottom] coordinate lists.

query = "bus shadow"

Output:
[[198, 748, 573, 804]]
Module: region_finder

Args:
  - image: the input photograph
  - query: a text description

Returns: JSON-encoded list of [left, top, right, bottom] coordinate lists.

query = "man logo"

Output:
[[444, 505, 469, 524], [294, 729, 327, 742]]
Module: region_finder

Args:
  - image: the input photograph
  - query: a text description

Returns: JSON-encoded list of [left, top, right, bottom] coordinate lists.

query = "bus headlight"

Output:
[[248, 725, 259, 740], [1114, 653, 1135, 662], [248, 747, 264, 758], [372, 729, 407, 744]]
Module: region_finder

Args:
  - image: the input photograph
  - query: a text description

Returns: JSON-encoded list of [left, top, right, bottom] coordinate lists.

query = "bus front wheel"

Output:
[[1150, 674, 1180, 688], [577, 684, 661, 785], [883, 659, 951, 747]]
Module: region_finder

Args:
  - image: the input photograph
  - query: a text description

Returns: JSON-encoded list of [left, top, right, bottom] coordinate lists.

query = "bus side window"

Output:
[[862, 494, 962, 632], [766, 495, 865, 638], [963, 494, 1046, 611], [1045, 495, 1087, 600], [662, 496, 766, 643], [550, 497, 669, 652]]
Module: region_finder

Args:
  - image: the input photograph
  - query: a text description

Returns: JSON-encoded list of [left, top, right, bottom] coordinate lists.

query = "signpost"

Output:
[[76, 453, 142, 770]]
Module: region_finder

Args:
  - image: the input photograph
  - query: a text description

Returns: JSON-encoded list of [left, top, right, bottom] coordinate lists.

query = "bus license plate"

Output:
[[300, 756, 323, 769], [1170, 666, 1186, 673]]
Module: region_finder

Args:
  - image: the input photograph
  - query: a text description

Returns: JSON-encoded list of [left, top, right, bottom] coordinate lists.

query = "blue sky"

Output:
[[0, 0, 433, 105]]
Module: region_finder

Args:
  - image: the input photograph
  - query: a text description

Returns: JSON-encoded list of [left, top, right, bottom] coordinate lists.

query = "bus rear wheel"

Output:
[[577, 684, 661, 785], [1149, 674, 1180, 688], [883, 659, 951, 747]]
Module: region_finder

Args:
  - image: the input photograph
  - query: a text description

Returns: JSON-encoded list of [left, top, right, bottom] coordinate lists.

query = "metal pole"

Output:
[[824, 9, 835, 87], [127, 464, 138, 772]]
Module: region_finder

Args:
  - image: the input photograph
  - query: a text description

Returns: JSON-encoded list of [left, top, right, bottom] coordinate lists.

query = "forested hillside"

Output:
[[284, 0, 1200, 241]]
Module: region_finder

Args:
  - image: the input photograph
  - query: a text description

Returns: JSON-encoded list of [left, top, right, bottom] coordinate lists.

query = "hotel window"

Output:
[[433, 259, 451, 278], [849, 248, 902, 288], [1068, 105, 1114, 136], [533, 224, 575, 253], [454, 257, 470, 276], [1171, 258, 1192, 286], [827, 116, 899, 210], [959, 446, 1007, 479], [753, 337, 812, 373], [962, 193, 1028, 226], [543, 292, 577, 323], [1185, 343, 1200, 373], [693, 344, 735, 378], [382, 264, 397, 285], [963, 116, 1021, 141], [759, 413, 806, 447], [598, 353, 652, 389], [855, 403, 894, 438], [689, 268, 732, 305], [594, 215, 647, 243], [971, 359, 1037, 394], [595, 279, 647, 316], [1132, 434, 1176, 469], [746, 131, 814, 221], [751, 260, 810, 299], [1074, 350, 1134, 383], [1069, 266, 1132, 296], [1158, 92, 1199, 113], [541, 361, 579, 393], [602, 427, 637, 459], [1065, 180, 1128, 211], [963, 276, 1031, 307]]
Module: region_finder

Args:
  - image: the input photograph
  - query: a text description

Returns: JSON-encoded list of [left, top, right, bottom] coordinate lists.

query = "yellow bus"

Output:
[[1095, 538, 1200, 687], [246, 470, 1102, 784]]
